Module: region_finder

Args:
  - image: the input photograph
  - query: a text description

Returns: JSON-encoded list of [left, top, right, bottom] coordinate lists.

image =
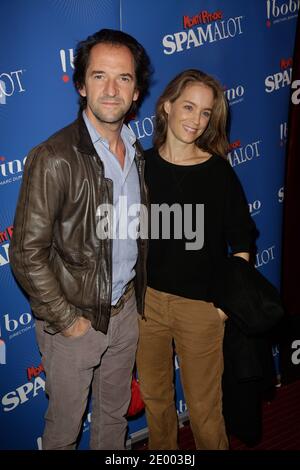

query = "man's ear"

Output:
[[78, 84, 87, 98], [133, 89, 139, 102]]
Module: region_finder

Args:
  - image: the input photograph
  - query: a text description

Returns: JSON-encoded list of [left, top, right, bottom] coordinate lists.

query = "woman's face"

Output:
[[164, 82, 214, 145]]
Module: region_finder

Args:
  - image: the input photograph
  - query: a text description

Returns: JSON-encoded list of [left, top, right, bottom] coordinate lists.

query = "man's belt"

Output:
[[110, 280, 135, 317]]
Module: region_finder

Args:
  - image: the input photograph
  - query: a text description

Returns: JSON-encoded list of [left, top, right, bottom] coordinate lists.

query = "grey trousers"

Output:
[[35, 293, 139, 450]]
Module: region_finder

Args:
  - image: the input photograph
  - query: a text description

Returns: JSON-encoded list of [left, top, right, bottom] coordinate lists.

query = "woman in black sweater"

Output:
[[136, 69, 255, 450]]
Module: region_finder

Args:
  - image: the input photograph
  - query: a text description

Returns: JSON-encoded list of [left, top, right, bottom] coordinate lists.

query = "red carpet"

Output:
[[133, 380, 300, 450]]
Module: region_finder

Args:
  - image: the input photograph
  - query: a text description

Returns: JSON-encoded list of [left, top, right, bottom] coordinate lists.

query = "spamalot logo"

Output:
[[162, 9, 244, 55], [2, 363, 45, 412], [183, 9, 223, 29], [128, 115, 156, 140], [265, 57, 292, 93], [0, 225, 13, 268], [255, 245, 275, 268], [227, 139, 262, 167], [96, 196, 204, 251], [0, 69, 26, 105]]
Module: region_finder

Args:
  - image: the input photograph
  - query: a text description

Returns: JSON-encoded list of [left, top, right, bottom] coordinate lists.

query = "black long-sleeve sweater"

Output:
[[145, 147, 256, 300]]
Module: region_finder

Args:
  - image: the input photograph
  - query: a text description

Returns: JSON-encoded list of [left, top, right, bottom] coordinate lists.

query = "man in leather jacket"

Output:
[[9, 29, 150, 450]]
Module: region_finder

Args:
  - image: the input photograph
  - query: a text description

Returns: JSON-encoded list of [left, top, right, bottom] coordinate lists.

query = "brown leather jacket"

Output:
[[9, 115, 148, 334]]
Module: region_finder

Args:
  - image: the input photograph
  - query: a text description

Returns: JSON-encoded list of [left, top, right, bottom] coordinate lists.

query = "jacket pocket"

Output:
[[50, 249, 90, 307]]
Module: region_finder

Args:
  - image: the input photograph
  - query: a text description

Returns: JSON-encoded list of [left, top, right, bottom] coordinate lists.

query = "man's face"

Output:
[[79, 43, 139, 127]]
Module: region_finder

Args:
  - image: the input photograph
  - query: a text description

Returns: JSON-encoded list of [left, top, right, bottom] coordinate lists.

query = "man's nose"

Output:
[[104, 78, 118, 97]]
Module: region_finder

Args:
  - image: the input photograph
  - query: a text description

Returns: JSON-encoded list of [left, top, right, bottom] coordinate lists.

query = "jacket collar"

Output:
[[76, 112, 144, 162], [77, 112, 98, 156]]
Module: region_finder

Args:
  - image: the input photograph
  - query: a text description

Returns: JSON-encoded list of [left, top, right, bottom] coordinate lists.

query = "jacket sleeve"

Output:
[[9, 144, 78, 334]]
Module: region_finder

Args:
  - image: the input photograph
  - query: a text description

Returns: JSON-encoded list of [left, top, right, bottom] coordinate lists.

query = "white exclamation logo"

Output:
[[60, 49, 67, 72], [60, 49, 74, 83], [60, 49, 69, 83], [37, 437, 43, 450], [280, 122, 287, 145], [266, 0, 271, 27], [0, 80, 6, 105], [0, 339, 6, 365], [280, 123, 284, 142]]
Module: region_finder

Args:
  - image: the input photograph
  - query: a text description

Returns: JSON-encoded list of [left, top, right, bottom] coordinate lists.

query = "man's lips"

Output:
[[100, 100, 121, 106]]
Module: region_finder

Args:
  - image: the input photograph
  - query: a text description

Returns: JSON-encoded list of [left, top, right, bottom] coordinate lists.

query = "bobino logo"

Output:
[[265, 57, 292, 93], [1, 362, 45, 412], [59, 48, 74, 83], [227, 139, 262, 168], [0, 69, 26, 105], [248, 199, 262, 217], [223, 84, 245, 106], [0, 339, 6, 365], [162, 8, 244, 55], [266, 0, 299, 27], [0, 155, 26, 186], [0, 309, 34, 341], [0, 225, 13, 269]]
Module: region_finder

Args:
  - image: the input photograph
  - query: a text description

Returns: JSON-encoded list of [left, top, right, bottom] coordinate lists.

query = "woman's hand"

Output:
[[217, 308, 228, 322]]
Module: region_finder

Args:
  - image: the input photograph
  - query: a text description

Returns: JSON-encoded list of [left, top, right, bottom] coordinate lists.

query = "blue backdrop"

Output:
[[0, 0, 298, 449]]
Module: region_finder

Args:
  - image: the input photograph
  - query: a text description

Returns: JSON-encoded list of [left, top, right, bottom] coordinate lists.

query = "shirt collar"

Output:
[[82, 111, 136, 148]]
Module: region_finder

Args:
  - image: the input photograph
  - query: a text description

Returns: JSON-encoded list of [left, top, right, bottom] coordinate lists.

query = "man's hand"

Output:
[[61, 316, 91, 338]]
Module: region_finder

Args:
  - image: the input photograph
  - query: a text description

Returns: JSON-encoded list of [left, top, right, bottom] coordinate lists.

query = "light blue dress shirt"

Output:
[[83, 112, 140, 305]]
